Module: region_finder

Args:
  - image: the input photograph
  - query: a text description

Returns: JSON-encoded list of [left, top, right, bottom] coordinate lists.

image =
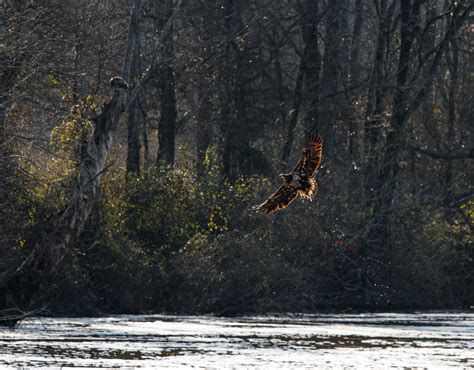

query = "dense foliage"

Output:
[[0, 0, 472, 320]]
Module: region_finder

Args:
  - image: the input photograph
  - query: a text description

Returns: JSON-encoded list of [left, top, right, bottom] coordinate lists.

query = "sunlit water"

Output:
[[0, 313, 472, 368]]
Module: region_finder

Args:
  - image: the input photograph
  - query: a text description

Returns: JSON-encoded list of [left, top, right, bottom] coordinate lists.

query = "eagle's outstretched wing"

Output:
[[256, 184, 297, 214], [256, 133, 323, 214], [294, 133, 323, 176]]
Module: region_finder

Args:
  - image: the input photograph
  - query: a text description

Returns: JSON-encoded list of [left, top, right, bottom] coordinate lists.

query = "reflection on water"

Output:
[[0, 313, 472, 368]]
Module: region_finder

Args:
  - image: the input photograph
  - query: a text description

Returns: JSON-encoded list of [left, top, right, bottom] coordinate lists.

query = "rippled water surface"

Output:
[[0, 312, 472, 368]]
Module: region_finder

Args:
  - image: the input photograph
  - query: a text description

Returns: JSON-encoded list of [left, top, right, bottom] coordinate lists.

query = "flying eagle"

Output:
[[256, 133, 323, 214]]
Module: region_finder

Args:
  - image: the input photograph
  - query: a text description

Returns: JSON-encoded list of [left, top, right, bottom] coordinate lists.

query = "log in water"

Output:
[[0, 313, 472, 368]]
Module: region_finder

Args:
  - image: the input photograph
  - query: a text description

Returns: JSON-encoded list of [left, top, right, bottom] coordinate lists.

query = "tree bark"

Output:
[[281, 0, 320, 170], [302, 0, 321, 134], [122, 0, 144, 84], [0, 5, 24, 225], [157, 0, 177, 167], [220, 0, 250, 180], [125, 0, 143, 176], [316, 0, 342, 164], [281, 47, 306, 170], [127, 94, 141, 175], [196, 87, 212, 175], [444, 35, 458, 205], [347, 0, 364, 160], [363, 0, 396, 207], [30, 85, 128, 272], [194, 11, 214, 176], [0, 5, 21, 148]]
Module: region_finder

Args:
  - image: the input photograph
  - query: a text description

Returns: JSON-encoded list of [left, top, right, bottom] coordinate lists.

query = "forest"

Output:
[[0, 0, 473, 325]]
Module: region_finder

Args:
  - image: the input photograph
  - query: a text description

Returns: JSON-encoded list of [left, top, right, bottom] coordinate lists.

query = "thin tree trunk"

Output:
[[349, 0, 363, 85], [302, 0, 321, 134], [127, 96, 141, 175], [125, 0, 143, 175], [267, 34, 289, 170], [363, 0, 396, 207], [140, 99, 150, 169], [196, 87, 212, 175], [281, 49, 306, 170], [195, 11, 213, 176], [348, 0, 364, 160], [317, 0, 341, 165], [0, 19, 22, 213], [221, 0, 250, 180], [122, 0, 144, 84], [444, 37, 458, 205], [157, 0, 177, 167], [0, 57, 18, 145]]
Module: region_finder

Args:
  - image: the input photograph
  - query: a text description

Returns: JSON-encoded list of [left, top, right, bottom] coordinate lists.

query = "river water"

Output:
[[0, 312, 472, 368]]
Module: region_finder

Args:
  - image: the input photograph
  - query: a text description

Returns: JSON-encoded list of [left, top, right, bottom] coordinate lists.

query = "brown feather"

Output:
[[298, 177, 318, 200], [257, 184, 297, 214], [294, 133, 323, 177]]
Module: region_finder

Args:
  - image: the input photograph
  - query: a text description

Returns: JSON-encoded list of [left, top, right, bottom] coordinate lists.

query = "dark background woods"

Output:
[[0, 0, 473, 321]]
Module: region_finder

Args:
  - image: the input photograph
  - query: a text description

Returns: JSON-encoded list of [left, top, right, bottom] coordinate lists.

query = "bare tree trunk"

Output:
[[363, 0, 396, 207], [0, 53, 18, 175], [281, 48, 306, 170], [127, 95, 141, 175], [281, 0, 319, 170], [349, 0, 363, 85], [194, 11, 214, 176], [220, 0, 236, 179], [196, 87, 212, 175], [220, 0, 251, 180], [157, 0, 177, 167], [444, 37, 458, 206], [0, 9, 22, 222], [140, 99, 150, 168], [267, 33, 289, 170], [348, 0, 364, 160], [32, 85, 128, 271], [122, 0, 144, 84], [126, 47, 142, 176], [302, 0, 321, 134], [125, 0, 143, 175], [316, 0, 342, 165]]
